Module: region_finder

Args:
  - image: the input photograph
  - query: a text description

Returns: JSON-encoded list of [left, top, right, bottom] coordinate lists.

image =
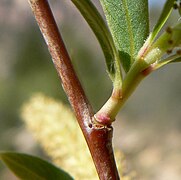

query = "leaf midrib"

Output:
[[122, 0, 134, 63]]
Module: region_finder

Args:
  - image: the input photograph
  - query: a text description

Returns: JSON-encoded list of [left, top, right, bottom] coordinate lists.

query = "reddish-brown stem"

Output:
[[28, 0, 119, 179]]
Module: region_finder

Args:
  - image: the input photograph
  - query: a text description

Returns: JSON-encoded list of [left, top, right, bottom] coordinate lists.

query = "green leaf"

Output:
[[154, 54, 181, 69], [71, 0, 122, 83], [99, 0, 149, 72], [0, 152, 73, 180], [144, 23, 181, 65], [150, 0, 175, 44]]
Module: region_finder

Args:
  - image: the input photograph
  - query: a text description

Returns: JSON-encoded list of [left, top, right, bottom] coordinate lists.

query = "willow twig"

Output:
[[28, 0, 119, 179]]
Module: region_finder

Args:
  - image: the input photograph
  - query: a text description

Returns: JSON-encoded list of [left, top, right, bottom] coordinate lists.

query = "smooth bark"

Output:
[[28, 0, 119, 179]]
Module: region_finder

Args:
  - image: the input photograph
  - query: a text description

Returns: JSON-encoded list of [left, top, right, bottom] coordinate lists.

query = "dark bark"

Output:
[[28, 0, 119, 179]]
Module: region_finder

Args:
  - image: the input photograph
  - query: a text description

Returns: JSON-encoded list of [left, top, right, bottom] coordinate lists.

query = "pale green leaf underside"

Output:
[[150, 0, 175, 44], [71, 0, 121, 81], [0, 152, 73, 180], [100, 0, 149, 72]]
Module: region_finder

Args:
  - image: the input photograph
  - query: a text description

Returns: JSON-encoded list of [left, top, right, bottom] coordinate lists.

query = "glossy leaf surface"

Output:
[[0, 152, 73, 180]]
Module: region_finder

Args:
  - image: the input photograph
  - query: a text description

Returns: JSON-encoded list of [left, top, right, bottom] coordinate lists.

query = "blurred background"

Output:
[[0, 0, 181, 179]]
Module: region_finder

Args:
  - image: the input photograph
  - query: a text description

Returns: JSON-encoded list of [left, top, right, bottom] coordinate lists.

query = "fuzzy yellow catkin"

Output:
[[21, 94, 134, 180]]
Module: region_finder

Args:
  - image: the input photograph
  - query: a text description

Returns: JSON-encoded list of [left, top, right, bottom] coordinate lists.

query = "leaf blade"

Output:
[[99, 0, 149, 72], [71, 0, 122, 82], [154, 55, 181, 70], [0, 152, 73, 180], [150, 0, 175, 43]]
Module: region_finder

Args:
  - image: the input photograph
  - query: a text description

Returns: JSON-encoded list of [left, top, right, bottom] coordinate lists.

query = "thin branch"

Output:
[[28, 0, 119, 179]]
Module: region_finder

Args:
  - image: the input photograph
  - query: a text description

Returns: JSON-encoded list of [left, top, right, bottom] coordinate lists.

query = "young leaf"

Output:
[[150, 0, 175, 44], [144, 23, 181, 65], [154, 54, 181, 69], [71, 0, 122, 82], [99, 0, 149, 72], [0, 152, 73, 180]]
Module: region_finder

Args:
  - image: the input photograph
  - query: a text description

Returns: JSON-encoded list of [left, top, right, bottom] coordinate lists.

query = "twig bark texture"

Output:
[[28, 0, 119, 179]]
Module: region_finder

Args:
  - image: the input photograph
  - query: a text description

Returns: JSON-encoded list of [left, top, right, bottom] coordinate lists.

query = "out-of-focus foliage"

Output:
[[0, 152, 73, 180]]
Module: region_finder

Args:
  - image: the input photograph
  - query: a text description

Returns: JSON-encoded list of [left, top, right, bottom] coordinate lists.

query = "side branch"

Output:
[[28, 0, 119, 179]]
